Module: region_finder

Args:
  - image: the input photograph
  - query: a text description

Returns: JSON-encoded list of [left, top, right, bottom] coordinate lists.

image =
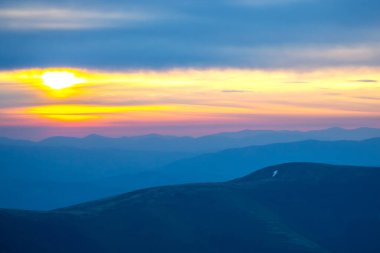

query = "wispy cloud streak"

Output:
[[0, 7, 157, 30]]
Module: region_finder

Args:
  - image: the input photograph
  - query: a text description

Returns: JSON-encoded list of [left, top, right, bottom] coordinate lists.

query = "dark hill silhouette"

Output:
[[1, 163, 380, 253]]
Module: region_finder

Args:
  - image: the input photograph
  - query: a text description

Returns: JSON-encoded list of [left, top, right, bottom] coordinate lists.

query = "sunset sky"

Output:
[[0, 0, 379, 139]]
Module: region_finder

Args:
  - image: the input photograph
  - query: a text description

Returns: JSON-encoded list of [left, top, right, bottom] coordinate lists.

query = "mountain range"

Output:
[[1, 135, 380, 210], [1, 163, 379, 253], [162, 137, 380, 183], [2, 127, 380, 153]]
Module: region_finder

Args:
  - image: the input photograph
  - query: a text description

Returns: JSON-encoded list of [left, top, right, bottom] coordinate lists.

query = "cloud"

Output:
[[353, 79, 378, 83], [0, 0, 380, 69], [232, 0, 314, 6], [283, 81, 309, 84], [222, 90, 248, 93], [0, 6, 157, 30], [354, 96, 379, 101], [223, 44, 380, 68], [325, 92, 342, 96]]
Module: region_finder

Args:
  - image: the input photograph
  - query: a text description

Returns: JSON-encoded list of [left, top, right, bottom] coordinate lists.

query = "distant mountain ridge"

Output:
[[2, 127, 380, 152], [161, 137, 380, 183], [1, 163, 380, 253]]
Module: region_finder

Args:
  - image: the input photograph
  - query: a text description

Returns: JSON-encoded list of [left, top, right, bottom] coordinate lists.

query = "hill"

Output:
[[1, 163, 380, 253]]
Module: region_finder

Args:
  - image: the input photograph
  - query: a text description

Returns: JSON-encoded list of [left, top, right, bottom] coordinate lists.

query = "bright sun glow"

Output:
[[41, 71, 84, 90]]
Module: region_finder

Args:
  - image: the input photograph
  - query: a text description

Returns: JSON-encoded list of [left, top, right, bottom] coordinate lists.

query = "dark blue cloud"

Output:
[[0, 0, 379, 69]]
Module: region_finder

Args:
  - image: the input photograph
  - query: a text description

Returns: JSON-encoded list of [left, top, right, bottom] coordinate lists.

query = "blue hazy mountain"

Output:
[[1, 137, 380, 210], [2, 127, 380, 153], [0, 145, 191, 182], [0, 145, 191, 210], [162, 137, 380, 183], [0, 163, 379, 253]]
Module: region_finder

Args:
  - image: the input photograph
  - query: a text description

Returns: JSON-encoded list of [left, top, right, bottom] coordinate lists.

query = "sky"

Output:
[[0, 0, 379, 139]]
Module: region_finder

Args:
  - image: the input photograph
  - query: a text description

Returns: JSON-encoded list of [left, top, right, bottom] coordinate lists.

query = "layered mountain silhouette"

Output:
[[2, 127, 380, 152], [162, 137, 380, 183], [1, 163, 380, 253], [1, 137, 380, 210]]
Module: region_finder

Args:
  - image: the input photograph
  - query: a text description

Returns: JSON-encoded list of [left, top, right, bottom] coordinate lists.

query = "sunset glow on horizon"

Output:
[[1, 66, 379, 139]]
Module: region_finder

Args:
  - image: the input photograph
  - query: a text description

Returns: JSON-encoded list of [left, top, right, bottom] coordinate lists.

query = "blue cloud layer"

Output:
[[0, 0, 379, 69]]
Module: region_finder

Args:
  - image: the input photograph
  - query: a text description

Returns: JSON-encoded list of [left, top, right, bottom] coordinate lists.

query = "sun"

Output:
[[41, 71, 84, 90]]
